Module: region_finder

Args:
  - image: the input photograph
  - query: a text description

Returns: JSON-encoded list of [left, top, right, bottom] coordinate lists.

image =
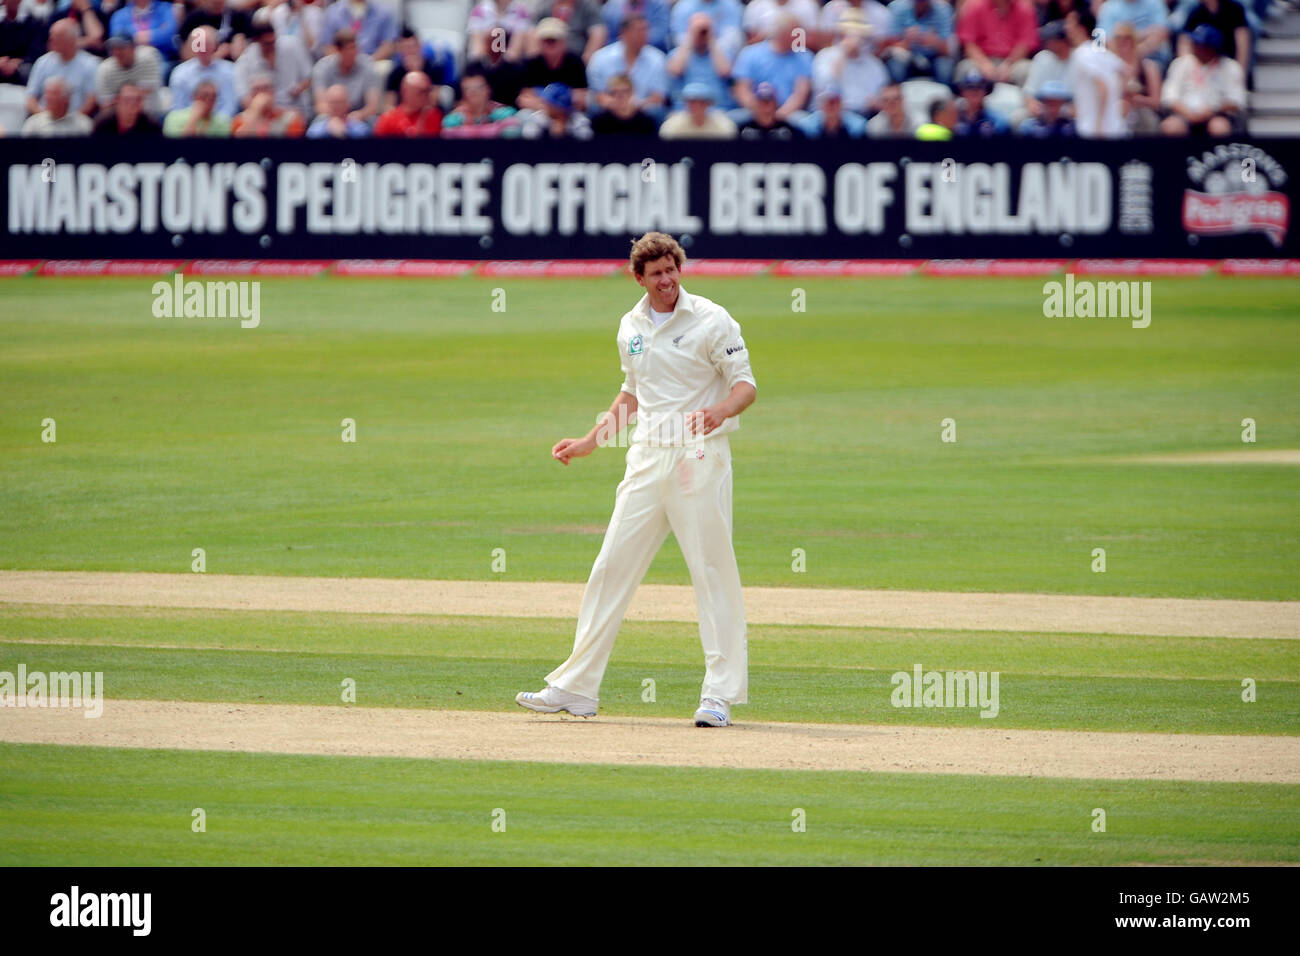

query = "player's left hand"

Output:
[[687, 404, 726, 437]]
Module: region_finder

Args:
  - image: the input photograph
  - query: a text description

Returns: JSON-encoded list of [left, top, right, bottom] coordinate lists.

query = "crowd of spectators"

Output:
[[0, 0, 1266, 139]]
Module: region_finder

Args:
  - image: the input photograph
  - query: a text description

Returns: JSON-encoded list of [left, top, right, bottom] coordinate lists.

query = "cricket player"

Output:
[[516, 232, 758, 727]]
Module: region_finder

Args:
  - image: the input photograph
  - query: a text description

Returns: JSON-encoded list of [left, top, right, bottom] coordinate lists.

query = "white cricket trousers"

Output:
[[546, 434, 749, 705]]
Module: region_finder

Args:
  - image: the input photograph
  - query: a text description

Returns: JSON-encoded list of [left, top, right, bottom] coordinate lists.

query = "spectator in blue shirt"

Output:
[[600, 0, 671, 52], [108, 0, 177, 60], [797, 87, 866, 138], [168, 25, 238, 116], [308, 83, 371, 136], [731, 14, 812, 121], [669, 0, 743, 50], [885, 0, 956, 86], [317, 0, 398, 61], [25, 17, 100, 115], [666, 10, 734, 108], [587, 14, 668, 113]]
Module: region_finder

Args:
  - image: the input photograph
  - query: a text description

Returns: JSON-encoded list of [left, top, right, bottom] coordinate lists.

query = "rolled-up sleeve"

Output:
[[709, 312, 756, 391]]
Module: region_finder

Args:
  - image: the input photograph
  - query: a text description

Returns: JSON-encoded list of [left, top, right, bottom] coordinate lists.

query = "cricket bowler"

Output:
[[516, 232, 758, 727]]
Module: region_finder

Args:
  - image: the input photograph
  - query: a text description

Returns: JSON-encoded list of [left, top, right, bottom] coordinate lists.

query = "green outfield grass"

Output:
[[2, 276, 1298, 598], [1, 743, 1295, 866], [1, 606, 1295, 734]]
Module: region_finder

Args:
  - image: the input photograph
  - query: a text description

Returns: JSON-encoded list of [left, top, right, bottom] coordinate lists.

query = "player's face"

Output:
[[637, 255, 680, 308]]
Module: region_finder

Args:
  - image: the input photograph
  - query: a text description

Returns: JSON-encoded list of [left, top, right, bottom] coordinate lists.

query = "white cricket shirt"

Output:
[[617, 287, 757, 446]]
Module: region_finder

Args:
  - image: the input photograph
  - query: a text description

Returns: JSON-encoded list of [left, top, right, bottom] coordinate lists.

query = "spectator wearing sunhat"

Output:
[[953, 68, 1008, 136], [737, 79, 803, 139], [811, 9, 887, 116], [658, 79, 737, 137], [885, 0, 956, 85], [519, 80, 594, 137], [1018, 79, 1075, 136], [520, 16, 589, 111], [797, 85, 866, 138], [1160, 23, 1245, 137]]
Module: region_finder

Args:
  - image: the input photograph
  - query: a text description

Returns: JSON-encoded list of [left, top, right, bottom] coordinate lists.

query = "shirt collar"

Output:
[[634, 287, 693, 325]]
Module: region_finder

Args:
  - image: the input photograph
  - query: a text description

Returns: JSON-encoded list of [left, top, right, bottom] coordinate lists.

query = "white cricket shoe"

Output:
[[515, 685, 597, 717], [693, 697, 731, 727]]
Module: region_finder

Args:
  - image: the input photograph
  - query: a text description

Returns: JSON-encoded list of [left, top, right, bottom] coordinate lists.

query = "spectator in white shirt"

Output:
[[1160, 24, 1245, 137], [1065, 9, 1127, 138], [811, 10, 887, 115]]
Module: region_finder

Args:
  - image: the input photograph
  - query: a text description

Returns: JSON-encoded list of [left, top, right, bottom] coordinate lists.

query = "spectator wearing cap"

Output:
[[669, 0, 743, 52], [592, 71, 658, 133], [1110, 20, 1161, 134], [0, 0, 48, 87], [658, 79, 736, 136], [519, 80, 594, 137], [587, 14, 668, 113], [915, 93, 955, 138], [955, 0, 1037, 86], [533, 0, 607, 63], [178, 0, 252, 63], [384, 28, 455, 110], [21, 75, 91, 133], [25, 18, 97, 116], [162, 78, 232, 135], [731, 14, 813, 121], [93, 81, 161, 134], [169, 26, 239, 117], [233, 70, 306, 135], [319, 0, 397, 60], [865, 82, 916, 136], [107, 0, 177, 61], [1024, 20, 1069, 119], [812, 9, 887, 116], [797, 86, 866, 137], [236, 21, 313, 115], [1018, 79, 1075, 136], [269, 0, 324, 59], [440, 63, 519, 137], [373, 69, 442, 135], [1161, 24, 1245, 137], [820, 0, 892, 53], [737, 79, 803, 138], [953, 69, 1008, 135], [1176, 0, 1250, 75], [1064, 8, 1127, 138], [307, 82, 371, 136], [666, 11, 734, 108], [1096, 0, 1169, 66], [312, 27, 378, 124], [599, 0, 671, 52], [96, 32, 162, 115], [520, 17, 589, 111], [885, 0, 956, 85]]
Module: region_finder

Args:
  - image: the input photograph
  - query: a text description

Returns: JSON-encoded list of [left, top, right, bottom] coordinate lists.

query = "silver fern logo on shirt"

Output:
[[629, 335, 643, 355]]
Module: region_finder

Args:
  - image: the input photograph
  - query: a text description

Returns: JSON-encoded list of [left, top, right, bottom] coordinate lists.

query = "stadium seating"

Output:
[[0, 84, 25, 138]]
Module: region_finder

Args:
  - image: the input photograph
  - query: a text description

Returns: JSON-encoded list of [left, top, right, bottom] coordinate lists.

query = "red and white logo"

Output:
[[1182, 145, 1290, 248]]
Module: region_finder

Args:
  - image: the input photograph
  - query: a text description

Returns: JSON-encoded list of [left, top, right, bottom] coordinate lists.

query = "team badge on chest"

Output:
[[629, 335, 643, 355]]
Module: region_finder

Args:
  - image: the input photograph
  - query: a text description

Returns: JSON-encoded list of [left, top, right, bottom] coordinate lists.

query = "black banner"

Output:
[[3, 137, 1294, 259]]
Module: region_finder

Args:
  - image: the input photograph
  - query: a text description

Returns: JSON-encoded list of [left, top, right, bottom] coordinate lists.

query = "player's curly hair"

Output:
[[629, 232, 686, 277]]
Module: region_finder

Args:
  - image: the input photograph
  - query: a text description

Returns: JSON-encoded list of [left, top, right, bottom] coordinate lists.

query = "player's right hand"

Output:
[[552, 437, 595, 465]]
